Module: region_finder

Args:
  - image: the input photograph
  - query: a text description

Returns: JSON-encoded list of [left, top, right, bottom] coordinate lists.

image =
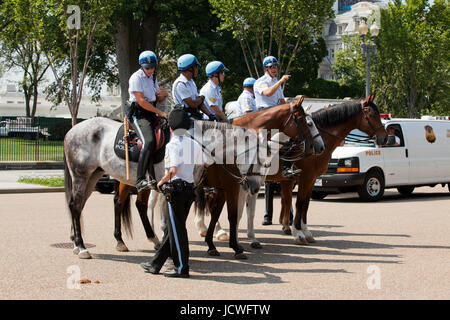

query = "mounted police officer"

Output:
[[172, 54, 213, 120], [236, 77, 257, 116], [254, 56, 293, 226], [199, 61, 229, 121], [128, 50, 168, 192], [140, 108, 205, 278]]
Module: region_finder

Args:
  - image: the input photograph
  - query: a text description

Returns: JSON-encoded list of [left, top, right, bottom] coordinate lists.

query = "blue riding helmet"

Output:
[[177, 54, 201, 71], [205, 61, 229, 77], [139, 51, 158, 69], [263, 56, 279, 68], [243, 77, 256, 87]]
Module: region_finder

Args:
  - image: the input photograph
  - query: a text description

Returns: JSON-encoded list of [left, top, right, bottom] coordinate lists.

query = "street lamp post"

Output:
[[358, 20, 380, 97]]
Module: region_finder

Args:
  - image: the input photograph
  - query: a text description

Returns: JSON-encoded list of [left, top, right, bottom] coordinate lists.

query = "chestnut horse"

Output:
[[196, 97, 323, 258], [237, 95, 388, 245]]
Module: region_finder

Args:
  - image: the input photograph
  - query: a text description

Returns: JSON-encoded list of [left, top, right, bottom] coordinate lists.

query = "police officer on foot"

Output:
[[140, 108, 205, 278], [172, 54, 213, 120], [128, 51, 168, 193], [236, 77, 257, 117], [254, 56, 291, 226], [200, 61, 229, 121]]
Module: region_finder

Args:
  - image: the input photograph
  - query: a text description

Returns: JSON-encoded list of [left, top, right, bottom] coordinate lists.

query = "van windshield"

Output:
[[343, 129, 375, 147]]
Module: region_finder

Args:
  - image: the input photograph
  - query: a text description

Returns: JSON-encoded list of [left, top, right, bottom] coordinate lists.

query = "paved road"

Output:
[[0, 186, 449, 300]]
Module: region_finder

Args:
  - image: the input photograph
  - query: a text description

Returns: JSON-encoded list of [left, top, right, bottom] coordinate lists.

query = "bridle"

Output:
[[276, 102, 315, 162]]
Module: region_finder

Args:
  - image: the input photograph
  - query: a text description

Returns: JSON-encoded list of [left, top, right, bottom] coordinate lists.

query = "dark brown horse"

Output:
[[239, 95, 388, 245], [197, 97, 322, 258]]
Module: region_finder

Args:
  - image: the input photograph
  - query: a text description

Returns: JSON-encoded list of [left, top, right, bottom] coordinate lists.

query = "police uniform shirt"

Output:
[[164, 135, 205, 184], [236, 90, 256, 116], [172, 73, 199, 109], [128, 69, 159, 103], [254, 72, 284, 109], [199, 79, 223, 116]]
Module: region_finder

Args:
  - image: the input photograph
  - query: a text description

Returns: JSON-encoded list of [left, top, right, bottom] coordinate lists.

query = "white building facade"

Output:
[[318, 1, 384, 80]]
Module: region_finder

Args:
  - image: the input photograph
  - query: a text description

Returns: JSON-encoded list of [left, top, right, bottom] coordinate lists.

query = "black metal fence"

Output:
[[0, 116, 80, 162]]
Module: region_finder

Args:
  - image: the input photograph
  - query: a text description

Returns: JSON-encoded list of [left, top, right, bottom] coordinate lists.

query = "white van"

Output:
[[312, 118, 450, 201]]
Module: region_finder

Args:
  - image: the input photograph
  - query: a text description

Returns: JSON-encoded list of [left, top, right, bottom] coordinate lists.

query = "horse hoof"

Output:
[[295, 237, 308, 245], [305, 236, 316, 243], [216, 231, 229, 241], [116, 243, 129, 252], [250, 242, 262, 249], [78, 249, 92, 259], [207, 249, 220, 256], [199, 230, 207, 237], [282, 227, 292, 235], [73, 246, 80, 255], [234, 252, 248, 260]]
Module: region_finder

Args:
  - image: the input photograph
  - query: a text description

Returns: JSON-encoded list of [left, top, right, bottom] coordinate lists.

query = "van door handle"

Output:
[[405, 149, 408, 158]]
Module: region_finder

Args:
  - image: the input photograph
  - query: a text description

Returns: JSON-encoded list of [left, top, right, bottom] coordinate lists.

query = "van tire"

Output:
[[311, 191, 328, 200], [397, 186, 415, 195], [357, 171, 385, 202]]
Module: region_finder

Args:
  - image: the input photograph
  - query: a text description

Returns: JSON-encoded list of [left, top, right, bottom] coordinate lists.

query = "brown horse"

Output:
[[238, 95, 388, 245], [197, 97, 323, 258]]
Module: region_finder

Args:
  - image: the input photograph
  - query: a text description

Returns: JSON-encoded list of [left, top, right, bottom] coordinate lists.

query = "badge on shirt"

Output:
[[258, 83, 268, 88], [209, 97, 217, 103]]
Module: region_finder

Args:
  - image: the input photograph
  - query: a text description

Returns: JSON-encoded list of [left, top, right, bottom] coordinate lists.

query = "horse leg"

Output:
[[193, 187, 208, 237], [136, 189, 160, 250], [291, 180, 314, 245], [246, 192, 261, 249], [300, 184, 315, 243], [205, 192, 225, 256], [67, 173, 95, 259], [113, 183, 132, 252], [226, 189, 247, 260], [280, 181, 295, 235]]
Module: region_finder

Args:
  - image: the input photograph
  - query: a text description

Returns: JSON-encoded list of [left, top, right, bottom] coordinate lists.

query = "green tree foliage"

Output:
[[209, 0, 335, 80], [0, 0, 51, 120], [372, 0, 449, 117], [332, 34, 365, 97]]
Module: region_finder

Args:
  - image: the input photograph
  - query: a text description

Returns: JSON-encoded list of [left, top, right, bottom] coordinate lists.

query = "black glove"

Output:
[[208, 114, 217, 121]]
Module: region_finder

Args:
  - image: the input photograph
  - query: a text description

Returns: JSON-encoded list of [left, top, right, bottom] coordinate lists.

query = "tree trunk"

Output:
[[114, 13, 160, 118]]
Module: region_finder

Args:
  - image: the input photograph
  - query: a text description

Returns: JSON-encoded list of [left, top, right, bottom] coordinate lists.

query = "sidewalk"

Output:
[[0, 169, 64, 193]]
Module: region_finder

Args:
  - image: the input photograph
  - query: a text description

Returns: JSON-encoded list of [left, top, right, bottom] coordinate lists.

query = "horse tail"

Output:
[[194, 187, 209, 217], [114, 182, 133, 238]]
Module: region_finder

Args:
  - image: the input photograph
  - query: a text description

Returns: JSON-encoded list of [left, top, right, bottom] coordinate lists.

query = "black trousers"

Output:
[[151, 187, 195, 274], [264, 182, 293, 224], [131, 111, 156, 181]]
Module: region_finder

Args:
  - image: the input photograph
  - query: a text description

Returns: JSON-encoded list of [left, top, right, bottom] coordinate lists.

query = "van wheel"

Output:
[[311, 191, 327, 200], [357, 171, 384, 202], [397, 186, 415, 195]]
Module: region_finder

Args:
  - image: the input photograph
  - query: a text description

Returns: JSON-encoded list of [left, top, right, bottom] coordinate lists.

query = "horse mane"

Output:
[[311, 100, 364, 128]]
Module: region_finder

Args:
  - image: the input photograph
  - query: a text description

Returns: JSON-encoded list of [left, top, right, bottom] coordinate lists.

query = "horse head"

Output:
[[288, 96, 324, 156], [359, 95, 388, 146]]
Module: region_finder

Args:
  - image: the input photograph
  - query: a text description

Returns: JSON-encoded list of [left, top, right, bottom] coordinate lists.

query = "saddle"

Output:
[[113, 117, 168, 162]]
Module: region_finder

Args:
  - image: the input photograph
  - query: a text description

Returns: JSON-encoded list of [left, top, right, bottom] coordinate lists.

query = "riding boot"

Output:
[[136, 148, 156, 192]]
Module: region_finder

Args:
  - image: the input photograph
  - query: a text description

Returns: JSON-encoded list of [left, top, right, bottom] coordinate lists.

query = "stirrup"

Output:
[[136, 179, 155, 192], [282, 168, 302, 178]]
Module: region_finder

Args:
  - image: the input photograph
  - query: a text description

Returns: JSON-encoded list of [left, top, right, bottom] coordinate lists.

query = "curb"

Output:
[[0, 187, 65, 194], [0, 161, 64, 170]]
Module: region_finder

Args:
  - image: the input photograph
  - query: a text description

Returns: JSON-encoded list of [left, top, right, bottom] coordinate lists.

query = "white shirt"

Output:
[[200, 79, 223, 116], [128, 69, 159, 103], [172, 73, 199, 109], [164, 135, 205, 183], [254, 72, 284, 109], [236, 90, 256, 116]]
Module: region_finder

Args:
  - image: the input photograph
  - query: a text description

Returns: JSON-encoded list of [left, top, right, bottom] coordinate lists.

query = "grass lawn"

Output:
[[18, 176, 65, 187], [0, 137, 64, 161]]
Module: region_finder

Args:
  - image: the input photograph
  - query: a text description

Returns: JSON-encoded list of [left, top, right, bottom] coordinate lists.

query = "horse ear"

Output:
[[293, 95, 305, 108], [362, 95, 370, 106]]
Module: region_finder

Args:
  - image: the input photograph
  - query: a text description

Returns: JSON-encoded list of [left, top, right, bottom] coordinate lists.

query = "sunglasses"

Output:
[[142, 65, 156, 70], [268, 65, 278, 69]]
